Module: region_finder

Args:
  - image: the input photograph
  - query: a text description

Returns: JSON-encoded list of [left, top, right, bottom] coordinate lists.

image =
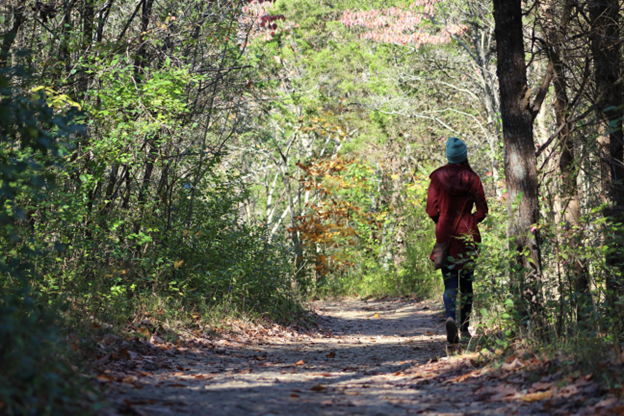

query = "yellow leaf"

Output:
[[174, 260, 184, 269], [520, 388, 554, 402]]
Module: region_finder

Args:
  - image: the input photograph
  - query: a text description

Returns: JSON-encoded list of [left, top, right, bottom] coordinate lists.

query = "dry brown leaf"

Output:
[[291, 393, 299, 398], [97, 374, 116, 382], [609, 405, 624, 415], [501, 358, 523, 371], [558, 384, 579, 398], [446, 371, 476, 383], [596, 397, 619, 408], [138, 326, 150, 337], [528, 381, 553, 392], [295, 360, 305, 366], [326, 352, 336, 358], [504, 354, 518, 363], [310, 384, 326, 392]]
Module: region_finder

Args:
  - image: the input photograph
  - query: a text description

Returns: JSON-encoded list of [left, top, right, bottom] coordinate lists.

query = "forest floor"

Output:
[[96, 298, 624, 416]]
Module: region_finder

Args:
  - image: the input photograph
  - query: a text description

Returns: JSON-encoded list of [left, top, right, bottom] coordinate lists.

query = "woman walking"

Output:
[[426, 137, 488, 343]]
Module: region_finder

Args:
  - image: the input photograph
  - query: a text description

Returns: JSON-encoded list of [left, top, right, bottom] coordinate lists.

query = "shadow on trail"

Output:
[[107, 299, 556, 416]]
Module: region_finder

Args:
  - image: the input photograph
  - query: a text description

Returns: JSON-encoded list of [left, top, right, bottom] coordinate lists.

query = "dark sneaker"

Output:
[[446, 317, 459, 344]]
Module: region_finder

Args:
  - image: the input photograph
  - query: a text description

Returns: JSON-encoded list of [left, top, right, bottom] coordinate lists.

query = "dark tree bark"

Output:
[[83, 0, 94, 47], [0, 3, 26, 67], [493, 0, 547, 334], [590, 0, 624, 312], [541, 0, 592, 326]]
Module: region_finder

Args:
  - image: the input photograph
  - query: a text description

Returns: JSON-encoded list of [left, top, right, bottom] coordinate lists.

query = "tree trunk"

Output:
[[541, 0, 592, 326], [0, 2, 25, 67], [590, 0, 624, 312], [493, 0, 547, 334]]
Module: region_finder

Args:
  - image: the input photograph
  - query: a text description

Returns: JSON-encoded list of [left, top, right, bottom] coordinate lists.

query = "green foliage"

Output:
[[0, 67, 90, 415]]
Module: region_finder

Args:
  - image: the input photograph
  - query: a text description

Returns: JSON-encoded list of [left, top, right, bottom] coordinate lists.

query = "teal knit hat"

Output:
[[446, 137, 467, 164]]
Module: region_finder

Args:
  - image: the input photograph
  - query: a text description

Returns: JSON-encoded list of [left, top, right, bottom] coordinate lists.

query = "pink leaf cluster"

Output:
[[341, 1, 467, 48], [240, 0, 296, 42]]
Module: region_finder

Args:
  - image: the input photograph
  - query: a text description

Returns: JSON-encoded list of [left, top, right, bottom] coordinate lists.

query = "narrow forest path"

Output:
[[103, 299, 616, 416]]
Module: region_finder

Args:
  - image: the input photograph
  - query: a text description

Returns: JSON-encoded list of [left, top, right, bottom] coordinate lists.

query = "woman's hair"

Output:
[[460, 158, 473, 172]]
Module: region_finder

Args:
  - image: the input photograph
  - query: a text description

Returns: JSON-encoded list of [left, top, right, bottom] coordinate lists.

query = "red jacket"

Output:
[[426, 164, 488, 269]]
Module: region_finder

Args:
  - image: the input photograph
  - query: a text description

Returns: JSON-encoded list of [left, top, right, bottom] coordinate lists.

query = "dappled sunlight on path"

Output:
[[103, 299, 616, 416]]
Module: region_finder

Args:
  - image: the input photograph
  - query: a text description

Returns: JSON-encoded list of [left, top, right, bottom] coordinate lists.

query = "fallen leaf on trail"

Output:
[[326, 352, 335, 358], [167, 383, 187, 387], [291, 393, 299, 397], [558, 384, 579, 398], [369, 338, 376, 342], [310, 384, 326, 391], [295, 360, 305, 366], [373, 313, 379, 318], [173, 372, 184, 376], [528, 381, 553, 392], [97, 374, 116, 382], [520, 388, 554, 402], [193, 374, 212, 380], [596, 397, 619, 408], [504, 354, 517, 363], [394, 370, 402, 376], [501, 358, 523, 371], [469, 358, 480, 367], [607, 405, 624, 415], [446, 371, 475, 383], [138, 326, 150, 337], [425, 330, 434, 336], [321, 373, 332, 377]]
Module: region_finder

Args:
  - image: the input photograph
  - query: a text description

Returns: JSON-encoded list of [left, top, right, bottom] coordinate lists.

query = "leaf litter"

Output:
[[89, 298, 624, 415]]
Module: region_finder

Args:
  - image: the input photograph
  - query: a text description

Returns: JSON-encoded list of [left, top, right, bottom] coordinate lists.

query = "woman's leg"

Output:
[[442, 267, 460, 320], [443, 267, 460, 343], [459, 269, 474, 332]]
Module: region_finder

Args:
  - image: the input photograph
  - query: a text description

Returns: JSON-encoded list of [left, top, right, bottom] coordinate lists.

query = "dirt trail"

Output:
[[105, 299, 611, 416]]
